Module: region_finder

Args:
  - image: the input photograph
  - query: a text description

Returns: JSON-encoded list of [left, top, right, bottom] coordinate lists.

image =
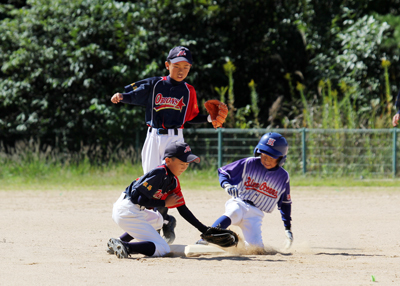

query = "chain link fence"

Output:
[[184, 128, 400, 178]]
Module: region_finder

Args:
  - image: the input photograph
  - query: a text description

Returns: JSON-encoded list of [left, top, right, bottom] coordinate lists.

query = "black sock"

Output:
[[126, 241, 156, 256], [119, 232, 134, 242]]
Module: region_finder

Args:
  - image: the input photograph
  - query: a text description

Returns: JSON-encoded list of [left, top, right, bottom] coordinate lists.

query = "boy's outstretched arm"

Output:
[[177, 204, 208, 234]]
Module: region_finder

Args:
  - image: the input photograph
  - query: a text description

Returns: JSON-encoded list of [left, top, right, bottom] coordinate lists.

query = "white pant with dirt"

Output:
[[112, 192, 169, 257], [141, 127, 184, 173], [223, 197, 265, 248]]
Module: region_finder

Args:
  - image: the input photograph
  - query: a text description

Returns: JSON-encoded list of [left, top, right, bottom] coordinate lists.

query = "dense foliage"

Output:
[[1, 0, 400, 157]]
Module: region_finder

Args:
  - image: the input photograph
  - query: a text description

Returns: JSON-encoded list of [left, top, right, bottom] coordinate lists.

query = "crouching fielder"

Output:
[[197, 132, 293, 249], [108, 141, 209, 258]]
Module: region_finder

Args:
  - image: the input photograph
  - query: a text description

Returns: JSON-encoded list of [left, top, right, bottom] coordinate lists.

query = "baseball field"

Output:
[[0, 185, 399, 285]]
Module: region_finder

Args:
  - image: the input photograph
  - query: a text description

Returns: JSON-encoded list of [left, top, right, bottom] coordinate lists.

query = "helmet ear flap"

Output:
[[278, 156, 287, 167], [253, 148, 261, 157]]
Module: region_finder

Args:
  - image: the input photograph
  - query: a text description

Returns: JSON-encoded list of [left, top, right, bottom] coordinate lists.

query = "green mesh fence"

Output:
[[184, 128, 400, 178]]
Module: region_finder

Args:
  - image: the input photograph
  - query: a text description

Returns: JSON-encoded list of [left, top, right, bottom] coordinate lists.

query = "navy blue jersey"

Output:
[[124, 164, 185, 209], [122, 76, 199, 129], [123, 164, 208, 233], [396, 90, 400, 115]]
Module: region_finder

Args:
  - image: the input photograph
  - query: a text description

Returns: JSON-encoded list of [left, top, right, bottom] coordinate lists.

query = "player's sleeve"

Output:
[[218, 158, 247, 187], [120, 77, 157, 107], [277, 176, 292, 229], [183, 84, 200, 122], [135, 168, 165, 199], [136, 172, 185, 208], [163, 178, 185, 208], [186, 113, 209, 124], [136, 194, 165, 208], [176, 204, 208, 233], [280, 203, 291, 229]]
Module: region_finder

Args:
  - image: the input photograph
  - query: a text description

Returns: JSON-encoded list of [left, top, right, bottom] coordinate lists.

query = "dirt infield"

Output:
[[1, 186, 399, 285]]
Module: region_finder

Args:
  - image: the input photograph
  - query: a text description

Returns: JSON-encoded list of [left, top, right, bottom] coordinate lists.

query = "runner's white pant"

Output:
[[223, 198, 265, 248], [112, 192, 169, 257], [141, 127, 184, 173]]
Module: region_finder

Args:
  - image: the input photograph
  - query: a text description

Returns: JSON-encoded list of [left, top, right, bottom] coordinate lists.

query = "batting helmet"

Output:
[[253, 132, 288, 166]]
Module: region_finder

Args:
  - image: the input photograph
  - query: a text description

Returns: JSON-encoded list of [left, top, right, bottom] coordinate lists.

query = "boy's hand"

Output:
[[111, 93, 123, 104], [224, 184, 238, 198], [165, 194, 183, 207], [393, 113, 400, 126]]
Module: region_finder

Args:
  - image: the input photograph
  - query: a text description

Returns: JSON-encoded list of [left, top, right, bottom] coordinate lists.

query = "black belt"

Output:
[[149, 127, 179, 135], [243, 200, 255, 206]]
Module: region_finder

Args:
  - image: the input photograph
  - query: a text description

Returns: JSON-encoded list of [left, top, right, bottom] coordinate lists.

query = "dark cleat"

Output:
[[162, 215, 177, 245]]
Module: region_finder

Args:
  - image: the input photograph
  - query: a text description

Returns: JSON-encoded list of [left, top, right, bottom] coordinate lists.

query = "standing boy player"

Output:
[[110, 46, 217, 244], [197, 132, 294, 250], [108, 141, 209, 258]]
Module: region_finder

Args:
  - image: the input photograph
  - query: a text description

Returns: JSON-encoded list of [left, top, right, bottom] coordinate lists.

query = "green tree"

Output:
[[1, 0, 399, 158], [0, 0, 155, 153]]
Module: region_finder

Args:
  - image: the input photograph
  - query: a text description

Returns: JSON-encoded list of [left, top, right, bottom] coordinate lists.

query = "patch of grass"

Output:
[[0, 159, 221, 191], [0, 158, 142, 191], [179, 166, 221, 190], [290, 175, 400, 187], [1, 159, 399, 191]]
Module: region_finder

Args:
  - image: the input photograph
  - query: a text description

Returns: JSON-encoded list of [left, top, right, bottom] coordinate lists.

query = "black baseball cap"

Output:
[[163, 141, 200, 163], [166, 46, 193, 65]]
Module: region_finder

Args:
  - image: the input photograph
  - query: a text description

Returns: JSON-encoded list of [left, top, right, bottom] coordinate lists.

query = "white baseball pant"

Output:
[[223, 198, 265, 248], [112, 192, 170, 257], [141, 127, 184, 173]]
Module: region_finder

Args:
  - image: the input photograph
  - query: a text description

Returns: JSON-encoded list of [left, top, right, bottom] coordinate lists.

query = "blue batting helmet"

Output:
[[253, 132, 288, 166]]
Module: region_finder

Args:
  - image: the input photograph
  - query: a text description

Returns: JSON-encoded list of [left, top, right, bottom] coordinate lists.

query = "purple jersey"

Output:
[[218, 157, 291, 213]]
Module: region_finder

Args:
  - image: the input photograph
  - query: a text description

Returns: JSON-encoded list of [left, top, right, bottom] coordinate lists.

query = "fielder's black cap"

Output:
[[163, 141, 200, 163], [166, 46, 193, 65]]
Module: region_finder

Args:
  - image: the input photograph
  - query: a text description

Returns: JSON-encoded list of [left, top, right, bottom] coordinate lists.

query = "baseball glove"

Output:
[[201, 227, 239, 248], [204, 99, 228, 129]]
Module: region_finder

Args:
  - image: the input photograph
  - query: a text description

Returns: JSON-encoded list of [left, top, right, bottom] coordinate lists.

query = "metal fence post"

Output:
[[302, 128, 307, 174], [393, 128, 397, 178], [218, 128, 223, 167]]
